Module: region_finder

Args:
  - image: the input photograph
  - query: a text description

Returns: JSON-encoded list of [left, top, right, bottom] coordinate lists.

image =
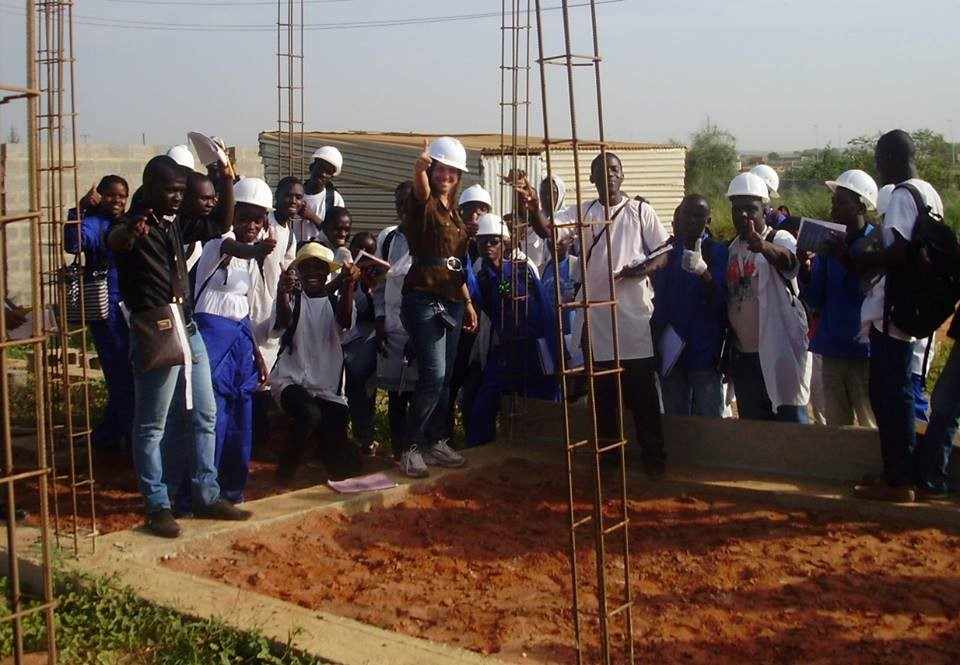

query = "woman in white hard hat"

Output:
[[181, 176, 278, 511], [296, 146, 345, 243], [725, 171, 811, 423], [397, 137, 478, 478], [803, 170, 878, 428]]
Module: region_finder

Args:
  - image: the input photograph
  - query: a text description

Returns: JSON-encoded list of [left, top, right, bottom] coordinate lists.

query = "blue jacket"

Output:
[[802, 237, 871, 360], [63, 210, 121, 307], [651, 235, 728, 371]]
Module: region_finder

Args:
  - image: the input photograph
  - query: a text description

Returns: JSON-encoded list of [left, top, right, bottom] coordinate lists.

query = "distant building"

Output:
[[260, 131, 687, 234]]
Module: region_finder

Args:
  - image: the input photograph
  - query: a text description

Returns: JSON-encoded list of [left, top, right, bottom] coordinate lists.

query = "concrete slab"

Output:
[[3, 426, 957, 665]]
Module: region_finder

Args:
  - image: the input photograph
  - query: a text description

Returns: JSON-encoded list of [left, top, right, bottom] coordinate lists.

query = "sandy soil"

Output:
[[166, 458, 960, 664]]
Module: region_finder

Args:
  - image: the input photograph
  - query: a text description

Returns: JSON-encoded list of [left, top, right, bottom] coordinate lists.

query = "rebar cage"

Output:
[[276, 0, 304, 179], [0, 0, 60, 661], [533, 1, 635, 662]]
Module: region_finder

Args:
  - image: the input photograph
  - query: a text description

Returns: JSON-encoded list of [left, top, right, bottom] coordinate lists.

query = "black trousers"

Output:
[[447, 330, 480, 433], [387, 390, 412, 458], [595, 358, 665, 465], [252, 390, 273, 455], [278, 385, 355, 478]]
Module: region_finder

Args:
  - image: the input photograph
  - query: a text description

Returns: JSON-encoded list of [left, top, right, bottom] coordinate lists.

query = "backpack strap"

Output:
[[278, 291, 302, 357], [381, 228, 397, 262], [633, 196, 652, 256], [324, 182, 337, 222]]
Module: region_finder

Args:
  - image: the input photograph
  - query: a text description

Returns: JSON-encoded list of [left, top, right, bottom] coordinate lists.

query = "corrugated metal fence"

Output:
[[260, 132, 685, 236]]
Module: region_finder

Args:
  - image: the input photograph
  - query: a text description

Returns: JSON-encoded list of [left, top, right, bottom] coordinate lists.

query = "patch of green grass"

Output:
[[0, 573, 326, 664], [927, 338, 954, 389], [7, 376, 107, 429]]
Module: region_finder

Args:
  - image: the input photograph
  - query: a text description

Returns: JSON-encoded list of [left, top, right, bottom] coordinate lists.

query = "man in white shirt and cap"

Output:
[[293, 146, 346, 244], [521, 152, 670, 478], [725, 172, 811, 423]]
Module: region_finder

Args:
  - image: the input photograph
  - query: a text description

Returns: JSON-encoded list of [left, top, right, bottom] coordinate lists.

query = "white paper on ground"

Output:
[[327, 472, 398, 494], [796, 217, 847, 254], [658, 324, 685, 378]]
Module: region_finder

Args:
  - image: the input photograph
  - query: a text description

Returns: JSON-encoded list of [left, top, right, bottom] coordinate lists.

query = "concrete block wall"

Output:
[[2, 142, 263, 302]]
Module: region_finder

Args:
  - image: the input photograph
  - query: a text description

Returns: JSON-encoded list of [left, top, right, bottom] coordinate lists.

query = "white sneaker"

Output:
[[423, 439, 466, 468], [400, 445, 429, 478]]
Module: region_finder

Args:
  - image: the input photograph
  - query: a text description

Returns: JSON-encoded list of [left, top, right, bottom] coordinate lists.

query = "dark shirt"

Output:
[[114, 213, 225, 322], [401, 194, 468, 301], [948, 306, 959, 341], [651, 235, 728, 371], [802, 228, 873, 360]]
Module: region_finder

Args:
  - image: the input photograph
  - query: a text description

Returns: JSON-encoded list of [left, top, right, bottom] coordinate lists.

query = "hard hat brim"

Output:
[[825, 181, 877, 211], [431, 156, 469, 173]]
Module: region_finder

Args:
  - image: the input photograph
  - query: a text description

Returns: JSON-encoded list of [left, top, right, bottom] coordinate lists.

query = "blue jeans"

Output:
[[401, 291, 464, 450], [131, 323, 220, 513], [661, 368, 724, 417], [917, 342, 960, 493], [344, 335, 378, 445], [732, 352, 808, 423], [868, 328, 916, 487]]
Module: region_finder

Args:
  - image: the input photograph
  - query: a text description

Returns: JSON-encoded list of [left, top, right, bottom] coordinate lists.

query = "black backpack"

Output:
[[884, 183, 960, 339]]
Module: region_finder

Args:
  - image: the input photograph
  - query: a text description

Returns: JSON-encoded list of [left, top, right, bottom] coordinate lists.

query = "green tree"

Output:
[[685, 123, 739, 200]]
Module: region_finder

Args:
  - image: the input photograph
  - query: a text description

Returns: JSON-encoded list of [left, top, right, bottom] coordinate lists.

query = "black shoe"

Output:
[[146, 509, 182, 538], [643, 459, 666, 480], [916, 486, 951, 501], [193, 498, 252, 521]]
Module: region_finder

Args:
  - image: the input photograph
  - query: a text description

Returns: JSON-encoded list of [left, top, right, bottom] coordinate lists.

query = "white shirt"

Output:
[[373, 225, 418, 392], [194, 233, 252, 321], [293, 190, 346, 243], [249, 213, 298, 370], [269, 294, 355, 406], [728, 229, 811, 409], [556, 197, 669, 361], [861, 178, 944, 342]]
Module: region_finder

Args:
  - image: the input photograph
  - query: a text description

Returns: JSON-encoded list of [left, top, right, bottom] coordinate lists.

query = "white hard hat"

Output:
[[726, 172, 770, 203], [233, 177, 274, 211], [749, 164, 780, 199], [458, 184, 492, 208], [428, 136, 469, 172], [825, 169, 879, 211], [165, 144, 195, 171], [311, 146, 343, 176], [876, 184, 895, 216], [476, 213, 509, 239]]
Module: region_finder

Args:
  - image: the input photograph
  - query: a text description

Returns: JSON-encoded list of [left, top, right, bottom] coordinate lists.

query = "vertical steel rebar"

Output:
[[36, 0, 98, 557], [533, 1, 634, 662], [0, 0, 60, 660], [277, 0, 304, 179]]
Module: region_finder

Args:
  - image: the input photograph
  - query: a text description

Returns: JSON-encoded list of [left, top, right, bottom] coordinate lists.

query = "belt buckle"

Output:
[[445, 256, 463, 272]]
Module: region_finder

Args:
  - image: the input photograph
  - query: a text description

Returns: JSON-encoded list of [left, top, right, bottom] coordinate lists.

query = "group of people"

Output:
[[65, 128, 958, 537]]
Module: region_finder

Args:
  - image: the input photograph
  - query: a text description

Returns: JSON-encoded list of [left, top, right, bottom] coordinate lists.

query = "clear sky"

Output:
[[1, 0, 958, 152]]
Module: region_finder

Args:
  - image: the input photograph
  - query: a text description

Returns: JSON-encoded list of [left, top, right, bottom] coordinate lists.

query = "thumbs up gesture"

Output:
[[415, 139, 432, 174]]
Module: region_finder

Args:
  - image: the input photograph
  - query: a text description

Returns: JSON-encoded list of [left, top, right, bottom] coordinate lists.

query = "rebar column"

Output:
[[0, 0, 60, 660], [499, 0, 534, 440], [276, 0, 304, 178], [36, 0, 98, 556], [533, 1, 634, 662]]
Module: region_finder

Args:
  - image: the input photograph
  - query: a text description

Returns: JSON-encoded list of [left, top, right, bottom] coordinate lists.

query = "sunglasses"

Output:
[[478, 236, 503, 246]]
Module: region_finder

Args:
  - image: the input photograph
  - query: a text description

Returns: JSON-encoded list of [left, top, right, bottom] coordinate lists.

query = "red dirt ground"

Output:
[[12, 416, 390, 534], [167, 458, 960, 665]]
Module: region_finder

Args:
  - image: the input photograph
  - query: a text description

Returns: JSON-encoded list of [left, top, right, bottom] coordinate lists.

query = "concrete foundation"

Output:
[[1, 415, 957, 664]]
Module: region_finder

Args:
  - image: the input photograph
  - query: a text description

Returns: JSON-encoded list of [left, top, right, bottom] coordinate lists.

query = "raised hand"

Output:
[[415, 139, 433, 173], [78, 183, 101, 213]]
